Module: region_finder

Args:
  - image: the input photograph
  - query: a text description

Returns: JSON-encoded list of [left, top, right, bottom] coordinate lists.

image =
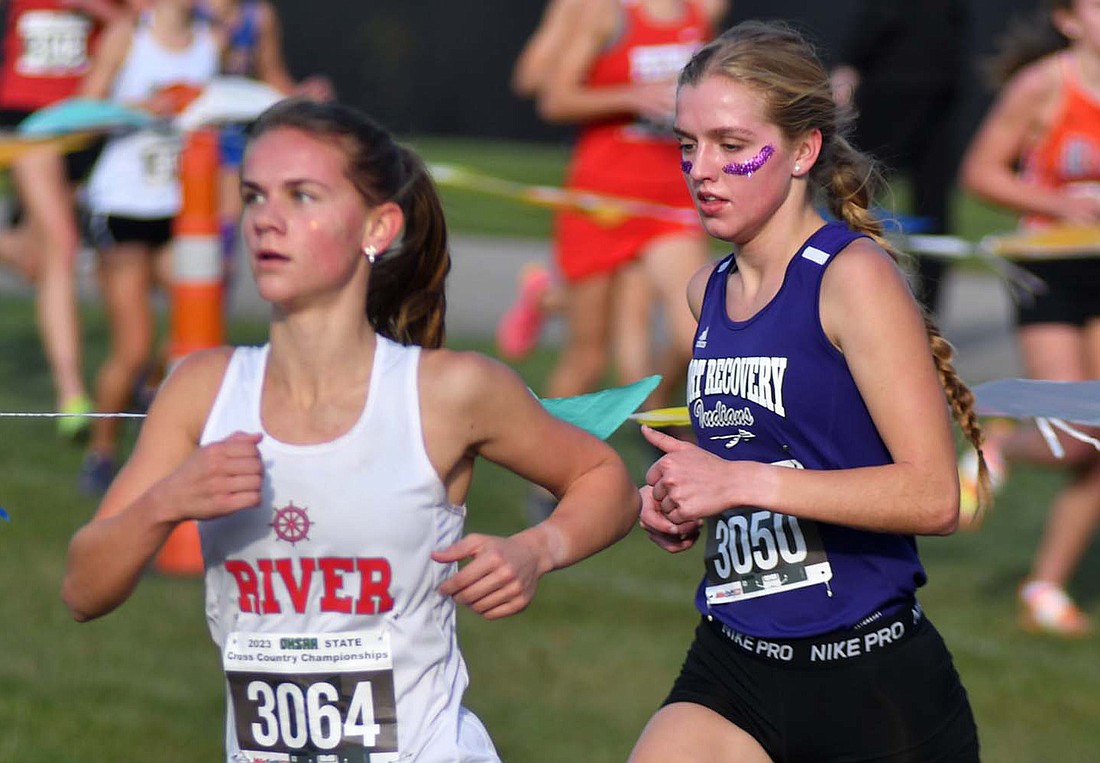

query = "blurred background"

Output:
[[3, 2, 1098, 762], [273, 0, 1035, 146]]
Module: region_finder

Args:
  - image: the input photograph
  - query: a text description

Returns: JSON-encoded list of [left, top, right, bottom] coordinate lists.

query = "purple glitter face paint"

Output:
[[681, 160, 693, 174], [723, 144, 775, 177]]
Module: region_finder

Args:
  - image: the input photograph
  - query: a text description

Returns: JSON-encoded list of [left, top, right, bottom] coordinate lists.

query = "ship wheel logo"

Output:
[[271, 502, 313, 545]]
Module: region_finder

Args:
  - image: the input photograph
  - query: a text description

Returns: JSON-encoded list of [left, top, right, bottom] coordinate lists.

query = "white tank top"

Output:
[[86, 12, 218, 219], [199, 337, 499, 762]]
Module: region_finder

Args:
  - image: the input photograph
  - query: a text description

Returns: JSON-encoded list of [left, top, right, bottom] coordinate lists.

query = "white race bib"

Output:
[[223, 629, 399, 762], [703, 458, 833, 604], [140, 136, 181, 187], [16, 11, 91, 76]]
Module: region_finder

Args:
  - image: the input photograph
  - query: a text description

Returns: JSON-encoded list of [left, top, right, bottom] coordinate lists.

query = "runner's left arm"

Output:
[[646, 240, 960, 536], [424, 350, 640, 619]]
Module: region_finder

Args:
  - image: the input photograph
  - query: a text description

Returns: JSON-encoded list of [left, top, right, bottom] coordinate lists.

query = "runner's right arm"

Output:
[[62, 350, 263, 621]]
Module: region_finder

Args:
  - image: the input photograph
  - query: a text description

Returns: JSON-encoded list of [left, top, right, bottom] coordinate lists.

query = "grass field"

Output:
[[0, 138, 1097, 761]]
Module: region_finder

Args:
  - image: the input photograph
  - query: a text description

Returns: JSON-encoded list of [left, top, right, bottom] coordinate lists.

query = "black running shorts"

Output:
[[662, 607, 980, 762]]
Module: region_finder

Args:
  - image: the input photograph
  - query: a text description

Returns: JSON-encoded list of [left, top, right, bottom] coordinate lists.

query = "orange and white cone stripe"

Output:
[[158, 127, 223, 576]]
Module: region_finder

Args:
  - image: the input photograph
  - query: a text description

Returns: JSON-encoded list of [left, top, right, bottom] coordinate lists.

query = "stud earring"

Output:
[[364, 244, 378, 264], [794, 163, 802, 175]]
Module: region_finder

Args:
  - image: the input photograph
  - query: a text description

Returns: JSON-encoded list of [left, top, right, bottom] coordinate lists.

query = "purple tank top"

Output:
[[687, 222, 926, 638]]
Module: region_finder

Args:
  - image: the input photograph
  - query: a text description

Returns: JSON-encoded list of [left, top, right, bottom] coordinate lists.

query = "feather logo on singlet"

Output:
[[710, 428, 755, 449]]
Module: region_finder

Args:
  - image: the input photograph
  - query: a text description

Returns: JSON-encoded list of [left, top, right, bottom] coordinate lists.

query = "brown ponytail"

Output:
[[366, 147, 450, 349]]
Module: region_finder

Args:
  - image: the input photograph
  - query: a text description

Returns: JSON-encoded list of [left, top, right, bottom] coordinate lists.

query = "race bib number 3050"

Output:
[[224, 630, 399, 763], [704, 508, 832, 604]]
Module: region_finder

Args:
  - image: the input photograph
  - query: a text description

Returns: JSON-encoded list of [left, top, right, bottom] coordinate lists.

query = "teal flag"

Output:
[[19, 98, 152, 136], [539, 375, 660, 440]]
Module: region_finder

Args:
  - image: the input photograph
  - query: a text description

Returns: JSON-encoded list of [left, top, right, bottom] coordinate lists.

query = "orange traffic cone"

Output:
[[169, 127, 223, 359], [157, 518, 205, 576], [156, 127, 223, 577]]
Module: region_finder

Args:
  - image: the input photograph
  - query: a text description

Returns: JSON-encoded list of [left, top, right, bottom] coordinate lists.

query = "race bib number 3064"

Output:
[[224, 630, 399, 763]]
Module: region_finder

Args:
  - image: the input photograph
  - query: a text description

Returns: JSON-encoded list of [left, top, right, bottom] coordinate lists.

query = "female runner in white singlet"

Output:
[[62, 98, 641, 762]]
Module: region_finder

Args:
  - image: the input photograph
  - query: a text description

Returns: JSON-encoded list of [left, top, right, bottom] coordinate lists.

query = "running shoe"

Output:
[[958, 423, 1009, 530], [57, 394, 93, 443], [496, 263, 551, 361], [77, 452, 116, 497], [1018, 580, 1092, 637]]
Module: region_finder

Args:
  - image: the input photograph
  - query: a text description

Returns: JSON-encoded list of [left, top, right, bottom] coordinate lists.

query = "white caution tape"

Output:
[[0, 412, 146, 419]]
